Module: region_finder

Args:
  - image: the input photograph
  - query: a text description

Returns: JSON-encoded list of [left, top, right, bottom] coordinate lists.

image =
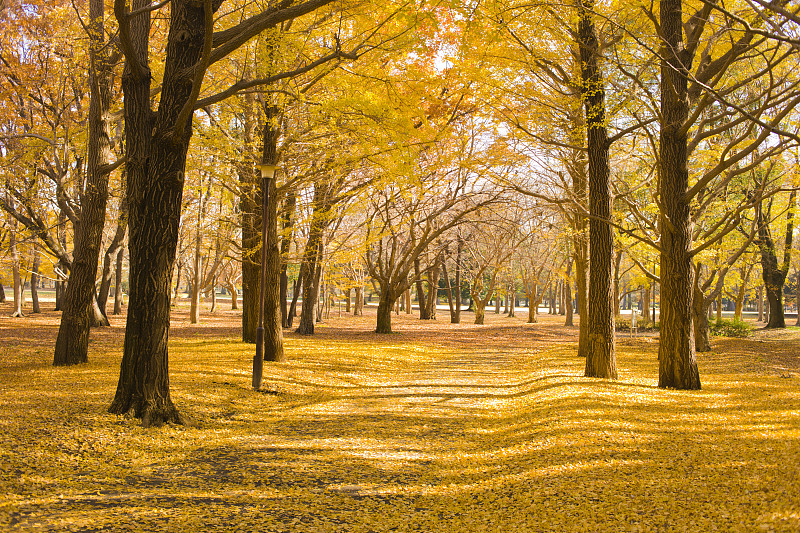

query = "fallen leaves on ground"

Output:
[[1, 305, 799, 532]]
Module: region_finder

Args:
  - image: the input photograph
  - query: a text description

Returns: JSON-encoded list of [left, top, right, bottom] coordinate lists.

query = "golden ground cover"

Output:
[[1, 303, 799, 532]]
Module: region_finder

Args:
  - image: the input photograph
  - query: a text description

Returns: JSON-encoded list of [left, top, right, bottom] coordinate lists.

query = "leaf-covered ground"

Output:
[[1, 303, 799, 532]]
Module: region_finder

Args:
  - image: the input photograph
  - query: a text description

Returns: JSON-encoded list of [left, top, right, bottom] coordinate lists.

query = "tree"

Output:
[[54, 0, 116, 364], [109, 0, 342, 425], [754, 187, 796, 328], [577, 0, 616, 380]]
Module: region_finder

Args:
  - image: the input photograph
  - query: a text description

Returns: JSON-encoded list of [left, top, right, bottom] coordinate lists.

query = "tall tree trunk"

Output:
[[240, 85, 259, 343], [578, 0, 616, 380], [0, 283, 5, 303], [109, 0, 217, 425], [54, 0, 112, 364], [657, 0, 701, 390], [262, 156, 284, 361]]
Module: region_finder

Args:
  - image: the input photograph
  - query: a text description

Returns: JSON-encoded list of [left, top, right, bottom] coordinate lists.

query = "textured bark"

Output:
[[109, 0, 217, 425], [262, 110, 284, 362], [241, 161, 260, 342], [240, 86, 259, 342], [0, 284, 5, 303], [657, 0, 701, 390], [375, 285, 396, 333], [53, 0, 113, 365], [578, 0, 616, 380]]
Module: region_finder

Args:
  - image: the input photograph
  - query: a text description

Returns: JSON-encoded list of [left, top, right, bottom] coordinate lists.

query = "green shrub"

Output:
[[709, 318, 753, 338]]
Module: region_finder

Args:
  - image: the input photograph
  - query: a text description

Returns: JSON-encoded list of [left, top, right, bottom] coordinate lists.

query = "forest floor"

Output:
[[1, 301, 799, 532]]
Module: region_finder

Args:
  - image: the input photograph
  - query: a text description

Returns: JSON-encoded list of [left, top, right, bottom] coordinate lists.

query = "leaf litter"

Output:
[[1, 306, 799, 532]]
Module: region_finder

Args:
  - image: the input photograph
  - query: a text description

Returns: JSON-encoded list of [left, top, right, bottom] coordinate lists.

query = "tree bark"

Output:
[[474, 300, 486, 325], [297, 180, 329, 335], [109, 0, 216, 425], [375, 285, 396, 333], [263, 163, 284, 362], [53, 0, 113, 364], [657, 0, 701, 390], [578, 0, 617, 380]]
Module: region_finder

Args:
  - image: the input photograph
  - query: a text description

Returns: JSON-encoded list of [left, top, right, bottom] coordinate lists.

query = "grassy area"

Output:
[[1, 303, 799, 532]]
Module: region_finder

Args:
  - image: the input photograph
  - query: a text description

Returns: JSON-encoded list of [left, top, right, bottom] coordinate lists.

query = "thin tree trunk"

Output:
[[279, 189, 296, 328], [98, 199, 128, 317], [10, 225, 24, 317], [114, 247, 124, 314], [288, 267, 303, 327], [565, 260, 574, 327], [354, 285, 363, 316], [30, 247, 41, 314], [453, 236, 463, 323], [414, 259, 430, 320]]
